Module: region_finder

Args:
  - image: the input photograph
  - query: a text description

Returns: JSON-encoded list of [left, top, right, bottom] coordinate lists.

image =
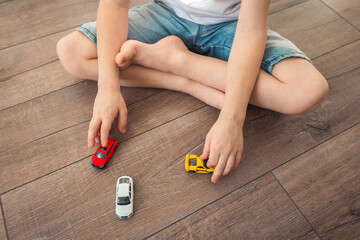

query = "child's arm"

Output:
[[200, 0, 271, 183], [88, 0, 130, 148]]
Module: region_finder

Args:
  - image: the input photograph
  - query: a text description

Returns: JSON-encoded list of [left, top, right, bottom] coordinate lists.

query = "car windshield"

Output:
[[96, 152, 105, 159], [119, 178, 130, 184], [117, 196, 130, 205], [189, 158, 197, 166]]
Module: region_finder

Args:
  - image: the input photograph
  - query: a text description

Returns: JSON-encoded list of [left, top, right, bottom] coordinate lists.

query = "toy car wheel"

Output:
[[188, 170, 195, 173], [99, 164, 105, 169]]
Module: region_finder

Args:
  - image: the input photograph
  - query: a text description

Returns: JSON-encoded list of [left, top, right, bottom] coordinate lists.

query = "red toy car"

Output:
[[91, 138, 118, 169]]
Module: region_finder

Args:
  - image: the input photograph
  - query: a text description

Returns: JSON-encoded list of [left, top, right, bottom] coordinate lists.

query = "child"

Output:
[[57, 0, 328, 183]]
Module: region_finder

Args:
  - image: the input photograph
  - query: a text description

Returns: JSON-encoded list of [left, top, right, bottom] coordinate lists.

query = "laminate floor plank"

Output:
[[0, 29, 73, 81], [268, 0, 360, 59], [312, 39, 360, 79], [269, 0, 308, 14], [2, 65, 360, 239], [0, 207, 6, 240], [322, 0, 360, 30], [298, 231, 320, 240], [1, 107, 219, 239], [0, 81, 160, 153], [273, 124, 360, 239], [0, 61, 81, 111], [0, 90, 204, 194], [0, 0, 151, 80], [148, 173, 312, 240], [1, 0, 360, 238], [0, 0, 99, 49]]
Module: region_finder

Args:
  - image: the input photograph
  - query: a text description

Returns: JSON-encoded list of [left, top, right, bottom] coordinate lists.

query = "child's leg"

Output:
[[115, 36, 329, 114], [57, 31, 225, 109]]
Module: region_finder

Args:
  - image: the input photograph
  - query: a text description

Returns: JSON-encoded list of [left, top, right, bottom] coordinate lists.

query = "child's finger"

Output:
[[100, 120, 111, 147], [233, 150, 243, 170], [207, 145, 219, 168], [118, 109, 128, 133], [200, 138, 211, 161], [88, 118, 101, 148], [222, 153, 235, 176], [95, 132, 100, 143], [211, 154, 227, 183]]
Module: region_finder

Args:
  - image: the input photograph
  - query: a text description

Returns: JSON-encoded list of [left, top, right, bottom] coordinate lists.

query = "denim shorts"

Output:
[[77, 0, 310, 74]]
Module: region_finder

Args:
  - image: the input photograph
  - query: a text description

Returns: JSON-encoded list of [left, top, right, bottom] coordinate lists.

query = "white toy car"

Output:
[[115, 176, 134, 219]]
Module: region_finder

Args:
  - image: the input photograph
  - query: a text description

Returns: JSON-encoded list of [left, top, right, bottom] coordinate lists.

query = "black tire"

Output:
[[188, 170, 195, 173], [99, 164, 105, 169]]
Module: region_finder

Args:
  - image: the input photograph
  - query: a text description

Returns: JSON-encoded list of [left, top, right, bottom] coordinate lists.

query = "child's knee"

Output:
[[282, 75, 329, 115], [56, 33, 84, 78]]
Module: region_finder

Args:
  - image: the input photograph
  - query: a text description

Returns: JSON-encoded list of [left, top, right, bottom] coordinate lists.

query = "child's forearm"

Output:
[[221, 0, 270, 123], [97, 0, 130, 91]]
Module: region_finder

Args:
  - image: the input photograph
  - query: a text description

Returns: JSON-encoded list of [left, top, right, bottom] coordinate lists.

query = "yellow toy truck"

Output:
[[185, 154, 215, 173]]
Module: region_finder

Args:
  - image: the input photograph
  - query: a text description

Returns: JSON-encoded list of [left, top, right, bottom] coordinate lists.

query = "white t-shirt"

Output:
[[160, 0, 242, 25]]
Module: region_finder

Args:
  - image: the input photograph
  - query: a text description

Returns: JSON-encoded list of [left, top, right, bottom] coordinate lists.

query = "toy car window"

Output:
[[100, 146, 107, 151], [95, 152, 105, 159], [106, 144, 113, 156], [189, 158, 197, 166], [119, 178, 129, 184], [198, 166, 204, 169], [117, 196, 130, 205]]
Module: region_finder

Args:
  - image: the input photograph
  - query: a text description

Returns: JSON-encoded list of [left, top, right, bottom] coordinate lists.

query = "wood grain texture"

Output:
[[148, 173, 311, 240], [2, 66, 360, 239], [312, 40, 360, 79], [1, 0, 360, 238], [269, 0, 307, 14], [0, 61, 81, 110], [298, 231, 320, 240], [273, 124, 360, 238], [1, 106, 219, 239], [0, 207, 6, 240], [0, 0, 153, 79], [0, 29, 73, 81], [0, 0, 99, 49], [268, 0, 360, 59], [322, 0, 360, 30], [0, 90, 204, 194], [0, 81, 159, 153]]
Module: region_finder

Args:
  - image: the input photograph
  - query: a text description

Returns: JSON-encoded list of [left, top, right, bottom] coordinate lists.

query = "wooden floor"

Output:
[[1, 0, 359, 239]]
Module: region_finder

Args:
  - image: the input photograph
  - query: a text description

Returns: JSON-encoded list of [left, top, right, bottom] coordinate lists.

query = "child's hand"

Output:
[[200, 115, 244, 183], [88, 88, 127, 148]]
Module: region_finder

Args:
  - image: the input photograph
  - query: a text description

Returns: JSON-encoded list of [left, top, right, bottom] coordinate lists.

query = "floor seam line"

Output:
[[145, 120, 360, 239], [0, 26, 77, 51], [0, 197, 10, 240], [268, 0, 309, 16], [311, 38, 360, 61], [271, 172, 323, 240], [320, 0, 360, 32], [271, 121, 360, 174], [23, 89, 164, 145], [0, 104, 206, 196], [0, 59, 59, 83], [0, 89, 164, 155], [144, 171, 274, 239], [326, 65, 360, 81], [0, 79, 82, 112]]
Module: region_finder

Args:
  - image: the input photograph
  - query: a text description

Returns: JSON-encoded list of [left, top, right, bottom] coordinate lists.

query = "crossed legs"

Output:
[[57, 31, 329, 114]]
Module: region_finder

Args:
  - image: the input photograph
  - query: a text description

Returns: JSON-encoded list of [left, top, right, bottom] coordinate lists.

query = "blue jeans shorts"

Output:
[[77, 0, 311, 74]]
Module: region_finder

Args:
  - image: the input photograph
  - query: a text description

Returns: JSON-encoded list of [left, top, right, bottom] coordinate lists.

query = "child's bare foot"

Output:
[[115, 36, 189, 73]]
